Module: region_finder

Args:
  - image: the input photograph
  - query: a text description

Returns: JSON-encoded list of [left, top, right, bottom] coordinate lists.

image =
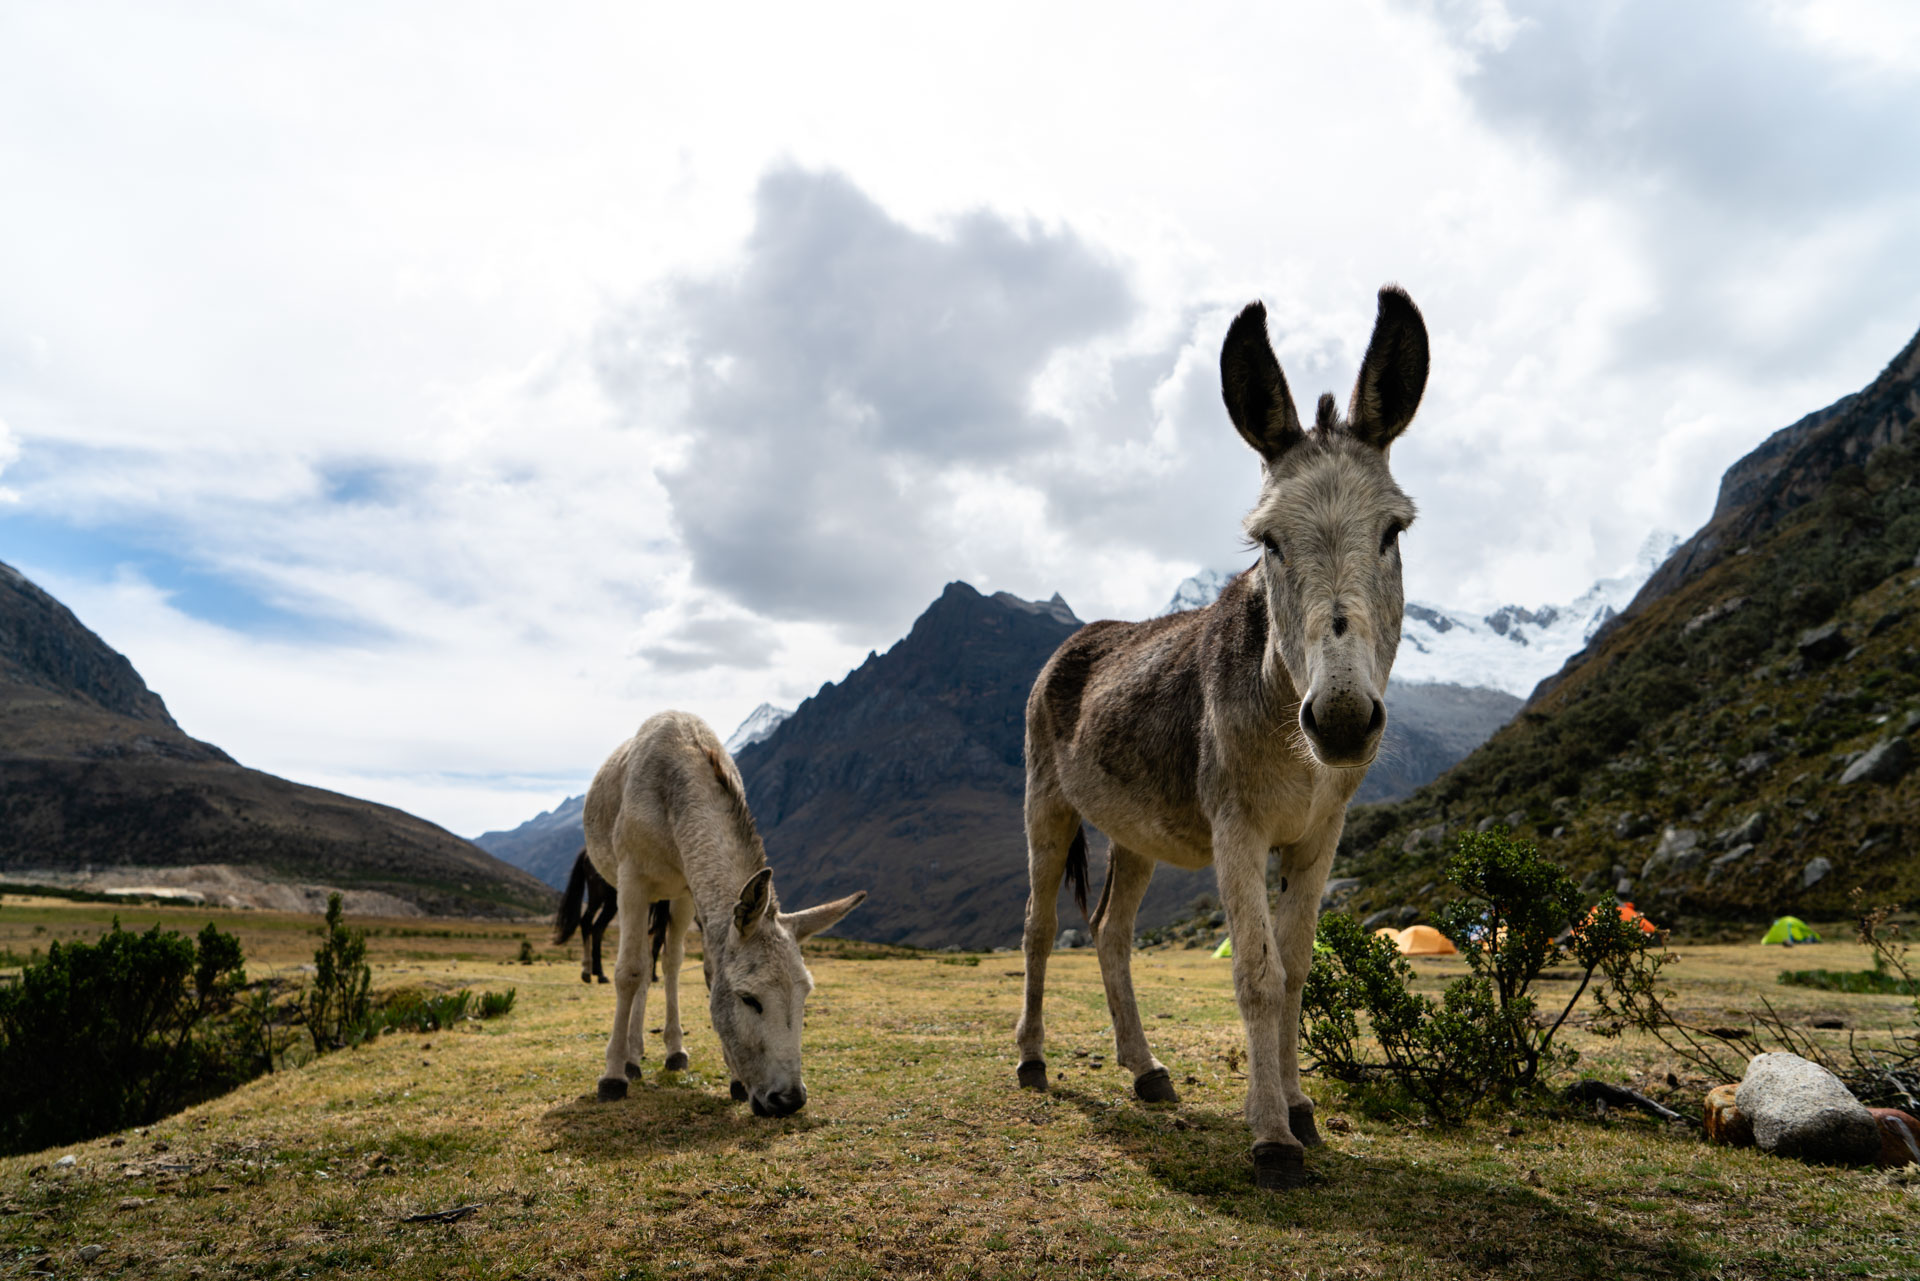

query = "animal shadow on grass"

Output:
[[540, 1077, 819, 1162], [1065, 1094, 1712, 1280]]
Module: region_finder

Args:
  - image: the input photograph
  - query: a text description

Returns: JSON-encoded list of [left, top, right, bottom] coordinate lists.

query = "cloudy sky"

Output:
[[3, 1, 1917, 837]]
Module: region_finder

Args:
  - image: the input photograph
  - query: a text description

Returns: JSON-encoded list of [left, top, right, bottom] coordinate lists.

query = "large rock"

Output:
[[1735, 1052, 1880, 1163], [1840, 737, 1913, 785], [1797, 624, 1850, 665], [1641, 828, 1703, 880]]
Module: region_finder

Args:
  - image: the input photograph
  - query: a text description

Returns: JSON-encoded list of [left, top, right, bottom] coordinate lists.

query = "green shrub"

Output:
[[477, 989, 516, 1019], [0, 921, 254, 1154], [1303, 829, 1658, 1122], [308, 893, 372, 1052]]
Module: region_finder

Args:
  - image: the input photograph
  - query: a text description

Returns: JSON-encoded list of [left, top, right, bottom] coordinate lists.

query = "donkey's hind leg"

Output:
[[597, 875, 653, 1101], [658, 894, 694, 1072], [1092, 844, 1176, 1103], [1014, 799, 1082, 1092]]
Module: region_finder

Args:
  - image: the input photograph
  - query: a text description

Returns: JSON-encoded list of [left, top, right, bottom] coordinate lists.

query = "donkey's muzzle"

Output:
[[1300, 691, 1385, 767], [751, 1084, 808, 1118]]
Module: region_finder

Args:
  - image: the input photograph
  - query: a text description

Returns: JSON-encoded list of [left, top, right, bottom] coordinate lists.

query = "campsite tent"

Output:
[[1762, 916, 1820, 945], [1213, 936, 1232, 959], [1372, 925, 1458, 956]]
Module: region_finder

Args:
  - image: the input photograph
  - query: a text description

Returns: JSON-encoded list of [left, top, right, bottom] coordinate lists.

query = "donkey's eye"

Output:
[[740, 994, 763, 1014], [1261, 534, 1285, 563], [1380, 522, 1404, 556]]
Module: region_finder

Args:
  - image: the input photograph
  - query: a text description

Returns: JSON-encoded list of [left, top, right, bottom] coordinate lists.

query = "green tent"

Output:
[[1762, 916, 1820, 945], [1212, 936, 1335, 959]]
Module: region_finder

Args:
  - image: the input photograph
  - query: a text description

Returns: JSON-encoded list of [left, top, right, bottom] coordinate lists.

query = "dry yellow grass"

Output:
[[4, 901, 1920, 1279]]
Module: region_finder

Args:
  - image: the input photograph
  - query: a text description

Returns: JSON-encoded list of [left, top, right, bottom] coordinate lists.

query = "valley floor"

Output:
[[3, 901, 1919, 1279]]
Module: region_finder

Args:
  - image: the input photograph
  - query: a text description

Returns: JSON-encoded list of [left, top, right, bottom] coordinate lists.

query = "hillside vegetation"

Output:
[[1336, 326, 1920, 931]]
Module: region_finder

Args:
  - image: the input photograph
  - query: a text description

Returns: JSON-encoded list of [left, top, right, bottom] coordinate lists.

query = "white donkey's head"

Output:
[[1220, 286, 1429, 769], [704, 866, 864, 1118]]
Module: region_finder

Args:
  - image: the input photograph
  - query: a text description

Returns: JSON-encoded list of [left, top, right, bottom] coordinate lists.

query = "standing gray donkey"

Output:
[[1015, 287, 1429, 1189]]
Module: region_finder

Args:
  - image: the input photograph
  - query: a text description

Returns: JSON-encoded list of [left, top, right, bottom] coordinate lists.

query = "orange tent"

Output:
[[1372, 925, 1458, 956]]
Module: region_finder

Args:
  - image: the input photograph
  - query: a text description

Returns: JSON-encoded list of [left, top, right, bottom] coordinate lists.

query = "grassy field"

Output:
[[5, 899, 1920, 1279]]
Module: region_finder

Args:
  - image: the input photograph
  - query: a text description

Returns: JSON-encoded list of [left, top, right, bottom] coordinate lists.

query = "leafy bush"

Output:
[[0, 921, 255, 1154], [308, 893, 372, 1052], [1303, 829, 1658, 1122], [477, 989, 516, 1019]]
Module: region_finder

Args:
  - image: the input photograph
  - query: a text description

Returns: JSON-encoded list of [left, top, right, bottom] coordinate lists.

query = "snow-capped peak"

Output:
[[1158, 567, 1240, 617], [1154, 531, 1680, 698], [724, 702, 793, 754]]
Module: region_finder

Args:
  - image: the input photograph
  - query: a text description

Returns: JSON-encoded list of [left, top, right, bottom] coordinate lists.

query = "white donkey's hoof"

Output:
[[596, 1077, 628, 1102], [1289, 1102, 1323, 1147], [1016, 1060, 1048, 1091], [663, 1052, 689, 1072], [1133, 1067, 1179, 1104]]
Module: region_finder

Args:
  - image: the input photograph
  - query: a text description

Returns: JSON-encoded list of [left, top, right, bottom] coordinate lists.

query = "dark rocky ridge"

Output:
[[0, 560, 554, 917]]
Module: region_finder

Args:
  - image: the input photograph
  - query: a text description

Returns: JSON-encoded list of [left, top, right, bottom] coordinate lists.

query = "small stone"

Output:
[[150, 1140, 168, 1153], [115, 1196, 146, 1211], [1704, 1083, 1752, 1146], [108, 1137, 125, 1148], [1613, 813, 1653, 840], [1803, 857, 1833, 889], [1319, 877, 1361, 911], [1055, 928, 1086, 949], [1476, 815, 1500, 833], [1736, 1052, 1879, 1163], [1841, 738, 1913, 786], [1503, 810, 1526, 829], [78, 1245, 105, 1263], [55, 1154, 76, 1168]]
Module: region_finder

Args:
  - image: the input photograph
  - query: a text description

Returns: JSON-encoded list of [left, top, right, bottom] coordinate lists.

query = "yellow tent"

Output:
[[1373, 924, 1458, 956]]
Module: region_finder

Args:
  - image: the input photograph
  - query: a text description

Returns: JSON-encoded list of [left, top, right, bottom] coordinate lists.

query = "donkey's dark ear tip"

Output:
[[1377, 284, 1422, 319], [1229, 300, 1268, 331]]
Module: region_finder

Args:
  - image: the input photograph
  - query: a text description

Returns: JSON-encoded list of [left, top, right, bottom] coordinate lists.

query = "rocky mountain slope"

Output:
[[0, 561, 554, 917], [1329, 320, 1920, 930]]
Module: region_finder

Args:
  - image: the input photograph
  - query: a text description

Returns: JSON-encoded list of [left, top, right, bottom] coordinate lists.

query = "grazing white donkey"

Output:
[[1015, 287, 1429, 1188], [585, 711, 865, 1116]]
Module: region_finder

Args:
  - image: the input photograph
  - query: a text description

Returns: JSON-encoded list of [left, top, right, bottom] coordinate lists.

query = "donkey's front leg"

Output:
[[1272, 820, 1342, 1148], [1216, 827, 1303, 1188], [658, 894, 695, 1072], [598, 885, 652, 1101], [1093, 845, 1176, 1103]]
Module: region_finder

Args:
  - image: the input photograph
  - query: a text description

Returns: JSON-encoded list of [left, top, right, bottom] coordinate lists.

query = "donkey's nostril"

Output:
[[1299, 702, 1319, 740], [1367, 699, 1385, 736], [1332, 616, 1348, 638]]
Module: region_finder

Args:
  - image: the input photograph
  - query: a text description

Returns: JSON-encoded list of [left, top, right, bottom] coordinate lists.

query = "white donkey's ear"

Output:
[[733, 867, 776, 940], [779, 891, 866, 941]]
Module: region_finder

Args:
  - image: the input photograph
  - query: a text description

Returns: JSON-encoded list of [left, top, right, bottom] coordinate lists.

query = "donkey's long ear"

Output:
[[779, 890, 866, 941], [733, 867, 775, 941], [1220, 301, 1304, 464], [1347, 286, 1429, 451]]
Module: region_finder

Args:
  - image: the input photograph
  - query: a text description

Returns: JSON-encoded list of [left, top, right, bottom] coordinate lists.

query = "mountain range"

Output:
[[478, 554, 1716, 944], [0, 560, 553, 917]]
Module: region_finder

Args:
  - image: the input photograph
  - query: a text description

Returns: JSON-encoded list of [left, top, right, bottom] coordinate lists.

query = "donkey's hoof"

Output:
[[1252, 1141, 1306, 1190], [663, 1052, 689, 1072], [579, 972, 592, 985], [1289, 1103, 1323, 1147], [1133, 1067, 1179, 1104], [596, 975, 609, 984], [596, 1077, 628, 1102], [1016, 1060, 1048, 1092], [623, 1060, 643, 1080], [730, 1080, 749, 1102]]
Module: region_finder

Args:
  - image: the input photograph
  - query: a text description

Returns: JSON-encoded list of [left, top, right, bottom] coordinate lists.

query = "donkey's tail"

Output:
[[553, 848, 590, 945], [1065, 827, 1090, 922], [648, 899, 671, 981], [1086, 841, 1117, 937]]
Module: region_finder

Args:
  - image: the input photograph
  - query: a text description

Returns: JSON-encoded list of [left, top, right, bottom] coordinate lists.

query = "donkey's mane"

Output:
[[701, 746, 769, 871]]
